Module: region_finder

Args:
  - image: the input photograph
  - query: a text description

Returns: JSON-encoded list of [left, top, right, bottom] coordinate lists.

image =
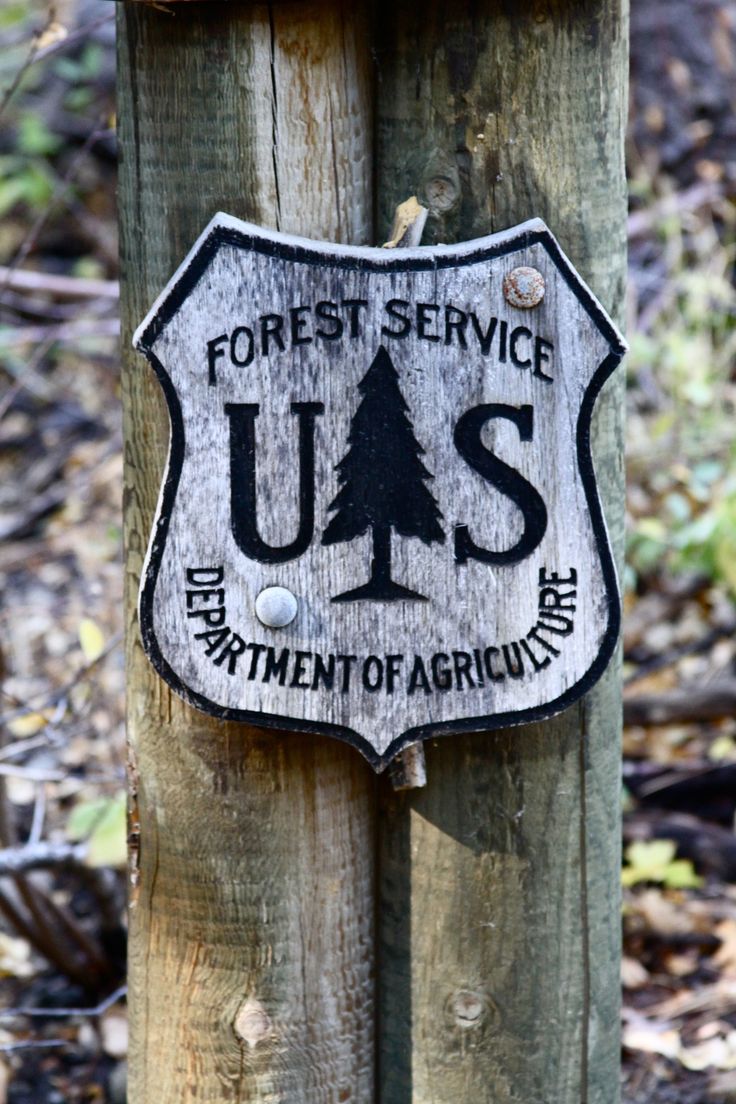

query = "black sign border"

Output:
[[136, 217, 626, 771]]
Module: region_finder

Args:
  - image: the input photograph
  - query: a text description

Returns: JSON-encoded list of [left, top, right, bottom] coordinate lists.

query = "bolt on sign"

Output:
[[134, 213, 626, 770]]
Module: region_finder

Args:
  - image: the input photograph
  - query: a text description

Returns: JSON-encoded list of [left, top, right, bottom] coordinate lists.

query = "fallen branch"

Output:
[[0, 19, 43, 124], [0, 983, 127, 1020], [0, 731, 64, 764], [0, 840, 87, 876], [0, 764, 65, 783], [0, 760, 110, 992], [627, 180, 726, 238], [0, 265, 118, 300], [33, 13, 115, 64], [625, 616, 736, 686], [1, 630, 122, 724], [0, 1038, 68, 1053], [0, 317, 120, 349], [624, 683, 736, 727], [645, 979, 736, 1021]]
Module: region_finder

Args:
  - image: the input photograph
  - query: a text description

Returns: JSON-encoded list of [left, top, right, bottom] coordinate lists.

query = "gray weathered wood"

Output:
[[374, 3, 628, 1101], [135, 214, 622, 768], [385, 196, 430, 792], [117, 4, 376, 1101], [387, 741, 427, 791]]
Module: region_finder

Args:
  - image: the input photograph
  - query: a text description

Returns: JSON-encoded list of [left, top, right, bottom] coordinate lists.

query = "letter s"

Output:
[[453, 403, 547, 566]]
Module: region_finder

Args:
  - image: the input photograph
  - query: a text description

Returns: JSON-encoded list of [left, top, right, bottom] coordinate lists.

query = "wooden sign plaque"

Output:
[[134, 213, 626, 769]]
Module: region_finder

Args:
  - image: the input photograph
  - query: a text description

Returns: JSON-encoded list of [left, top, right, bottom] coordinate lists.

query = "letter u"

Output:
[[224, 402, 324, 563]]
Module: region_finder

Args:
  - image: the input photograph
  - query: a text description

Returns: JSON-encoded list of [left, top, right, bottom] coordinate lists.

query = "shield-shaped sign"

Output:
[[134, 213, 626, 770]]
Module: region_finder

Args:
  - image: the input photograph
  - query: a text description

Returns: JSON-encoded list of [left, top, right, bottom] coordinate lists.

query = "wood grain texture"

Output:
[[117, 4, 375, 1101], [374, 3, 628, 1102], [134, 215, 623, 766]]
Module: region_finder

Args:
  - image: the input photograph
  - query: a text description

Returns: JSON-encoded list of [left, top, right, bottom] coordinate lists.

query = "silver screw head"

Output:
[[503, 266, 545, 309], [255, 586, 298, 628]]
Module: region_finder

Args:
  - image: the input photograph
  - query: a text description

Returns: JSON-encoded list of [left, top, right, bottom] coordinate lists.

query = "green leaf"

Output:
[[0, 3, 28, 29], [709, 735, 736, 762], [622, 839, 703, 889], [635, 517, 667, 542], [17, 113, 60, 156], [663, 860, 704, 890], [67, 793, 127, 868], [67, 797, 108, 840], [0, 158, 53, 216]]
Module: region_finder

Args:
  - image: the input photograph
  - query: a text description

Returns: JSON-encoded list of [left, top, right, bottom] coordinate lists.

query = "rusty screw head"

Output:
[[503, 266, 545, 309]]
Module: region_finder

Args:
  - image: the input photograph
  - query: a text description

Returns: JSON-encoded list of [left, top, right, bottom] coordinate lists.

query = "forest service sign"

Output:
[[134, 213, 626, 769]]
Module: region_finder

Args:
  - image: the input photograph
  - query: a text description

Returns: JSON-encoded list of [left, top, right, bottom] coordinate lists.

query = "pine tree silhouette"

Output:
[[323, 345, 445, 602]]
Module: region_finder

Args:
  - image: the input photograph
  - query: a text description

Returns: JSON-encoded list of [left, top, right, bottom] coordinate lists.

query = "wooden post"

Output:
[[116, 5, 376, 1101], [119, 3, 627, 1101], [374, 4, 628, 1102]]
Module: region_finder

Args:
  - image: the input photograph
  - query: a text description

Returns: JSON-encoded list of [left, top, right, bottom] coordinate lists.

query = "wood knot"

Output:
[[234, 998, 272, 1048], [424, 174, 460, 213], [451, 989, 485, 1029]]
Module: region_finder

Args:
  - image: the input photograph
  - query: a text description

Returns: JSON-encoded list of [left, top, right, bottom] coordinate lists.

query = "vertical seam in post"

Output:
[[267, 3, 282, 231], [338, 0, 351, 238], [369, 7, 379, 242], [328, 93, 342, 242], [578, 704, 590, 1104], [373, 775, 384, 1100], [121, 7, 143, 250], [142, 836, 160, 1102]]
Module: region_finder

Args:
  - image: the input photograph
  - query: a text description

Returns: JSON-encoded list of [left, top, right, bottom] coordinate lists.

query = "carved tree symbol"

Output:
[[322, 345, 445, 602]]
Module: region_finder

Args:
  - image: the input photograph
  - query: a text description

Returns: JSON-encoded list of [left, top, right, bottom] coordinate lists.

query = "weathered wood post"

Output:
[[116, 5, 376, 1101], [375, 4, 628, 1102], [117, 3, 628, 1103]]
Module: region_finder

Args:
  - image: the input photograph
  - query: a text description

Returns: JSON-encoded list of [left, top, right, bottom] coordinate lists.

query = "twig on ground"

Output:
[[0, 983, 127, 1020], [0, 731, 65, 764], [627, 180, 726, 238], [27, 786, 46, 846], [0, 764, 64, 783], [0, 1039, 68, 1053], [0, 841, 87, 876], [0, 723, 112, 991], [0, 335, 56, 420], [0, 16, 44, 124], [0, 266, 118, 301], [1, 630, 122, 724], [624, 682, 736, 727], [33, 13, 114, 64], [1, 125, 115, 300], [0, 884, 87, 986], [625, 619, 736, 686], [0, 736, 51, 763], [0, 318, 120, 349]]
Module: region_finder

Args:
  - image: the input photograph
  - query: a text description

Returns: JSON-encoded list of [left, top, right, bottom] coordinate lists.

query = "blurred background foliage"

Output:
[[626, 185, 736, 594], [1, 1, 736, 1102]]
